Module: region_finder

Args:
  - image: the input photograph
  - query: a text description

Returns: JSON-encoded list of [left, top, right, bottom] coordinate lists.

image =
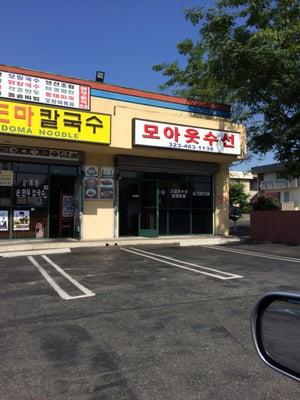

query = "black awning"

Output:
[[115, 155, 219, 176]]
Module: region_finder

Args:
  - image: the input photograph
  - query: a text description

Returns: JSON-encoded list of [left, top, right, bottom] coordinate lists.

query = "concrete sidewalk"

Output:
[[0, 235, 244, 255]]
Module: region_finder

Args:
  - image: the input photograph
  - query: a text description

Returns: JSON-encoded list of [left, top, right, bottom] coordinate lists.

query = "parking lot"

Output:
[[0, 242, 300, 400]]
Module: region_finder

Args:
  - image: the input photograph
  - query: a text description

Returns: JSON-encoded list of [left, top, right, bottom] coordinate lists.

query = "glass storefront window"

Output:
[[191, 176, 212, 234], [191, 177, 212, 209], [169, 178, 190, 209], [159, 180, 168, 235], [13, 173, 49, 208], [119, 173, 213, 236], [13, 163, 48, 174], [0, 162, 11, 239], [0, 161, 9, 169], [164, 176, 190, 234], [0, 161, 79, 240], [49, 165, 78, 176], [119, 179, 139, 236], [169, 209, 190, 234], [191, 209, 212, 234], [0, 186, 11, 207]]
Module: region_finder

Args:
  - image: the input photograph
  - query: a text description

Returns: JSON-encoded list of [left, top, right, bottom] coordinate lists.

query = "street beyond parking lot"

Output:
[[0, 242, 300, 400]]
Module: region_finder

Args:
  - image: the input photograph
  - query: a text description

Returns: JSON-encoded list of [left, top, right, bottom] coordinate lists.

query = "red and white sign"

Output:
[[133, 119, 241, 155], [0, 71, 90, 110]]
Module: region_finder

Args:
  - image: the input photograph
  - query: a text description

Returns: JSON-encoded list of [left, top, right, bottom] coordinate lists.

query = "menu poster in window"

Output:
[[13, 210, 30, 231], [0, 210, 8, 231], [99, 177, 114, 200], [84, 165, 98, 177], [100, 167, 114, 178], [84, 187, 98, 199], [99, 187, 114, 200], [83, 176, 99, 200], [99, 178, 113, 187], [62, 195, 74, 217]]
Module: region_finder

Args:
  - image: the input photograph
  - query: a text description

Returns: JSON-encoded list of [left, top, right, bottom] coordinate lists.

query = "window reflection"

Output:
[[263, 300, 300, 375]]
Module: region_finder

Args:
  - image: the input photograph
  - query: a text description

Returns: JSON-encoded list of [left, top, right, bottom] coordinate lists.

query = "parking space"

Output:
[[0, 243, 300, 399]]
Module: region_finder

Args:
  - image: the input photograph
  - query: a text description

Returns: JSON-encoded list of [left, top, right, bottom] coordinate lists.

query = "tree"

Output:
[[153, 1, 300, 175], [252, 195, 281, 210], [229, 182, 249, 211]]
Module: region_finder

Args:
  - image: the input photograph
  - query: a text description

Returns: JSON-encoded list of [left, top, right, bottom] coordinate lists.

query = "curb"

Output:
[[0, 236, 246, 256]]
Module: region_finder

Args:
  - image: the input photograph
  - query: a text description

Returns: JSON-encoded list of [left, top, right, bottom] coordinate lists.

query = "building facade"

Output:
[[0, 65, 246, 240], [252, 163, 300, 210], [229, 171, 257, 202]]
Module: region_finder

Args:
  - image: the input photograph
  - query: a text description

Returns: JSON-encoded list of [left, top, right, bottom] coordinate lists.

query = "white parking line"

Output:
[[121, 247, 243, 280], [28, 255, 95, 300], [42, 255, 95, 296], [201, 245, 300, 264]]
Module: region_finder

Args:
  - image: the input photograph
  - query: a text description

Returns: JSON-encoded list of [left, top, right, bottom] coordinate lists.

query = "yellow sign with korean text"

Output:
[[0, 100, 111, 144]]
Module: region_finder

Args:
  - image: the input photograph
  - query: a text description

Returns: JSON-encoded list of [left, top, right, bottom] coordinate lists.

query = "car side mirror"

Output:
[[251, 292, 300, 382]]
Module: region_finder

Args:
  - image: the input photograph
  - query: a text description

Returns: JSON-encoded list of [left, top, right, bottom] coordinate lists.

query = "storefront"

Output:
[[116, 155, 218, 237], [0, 145, 83, 240], [0, 64, 246, 240]]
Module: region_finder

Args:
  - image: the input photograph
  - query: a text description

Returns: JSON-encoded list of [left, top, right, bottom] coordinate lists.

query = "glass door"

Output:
[[139, 179, 158, 237]]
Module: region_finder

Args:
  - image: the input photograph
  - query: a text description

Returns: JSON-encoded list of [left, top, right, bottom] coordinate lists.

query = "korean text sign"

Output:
[[0, 170, 13, 186], [0, 100, 111, 144], [133, 119, 241, 155], [14, 173, 48, 207], [0, 71, 90, 110]]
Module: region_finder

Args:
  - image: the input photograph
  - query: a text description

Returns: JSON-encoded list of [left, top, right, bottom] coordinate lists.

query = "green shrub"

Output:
[[229, 182, 249, 211], [242, 203, 253, 214], [252, 196, 281, 211]]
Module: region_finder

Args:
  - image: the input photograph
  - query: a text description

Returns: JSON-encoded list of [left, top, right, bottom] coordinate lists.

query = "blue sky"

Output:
[[2, 0, 274, 170], [2, 0, 201, 90]]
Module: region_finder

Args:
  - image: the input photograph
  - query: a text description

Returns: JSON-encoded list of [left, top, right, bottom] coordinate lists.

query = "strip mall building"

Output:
[[0, 65, 246, 241]]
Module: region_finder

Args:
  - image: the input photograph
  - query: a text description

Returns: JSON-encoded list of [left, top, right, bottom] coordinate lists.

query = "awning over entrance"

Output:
[[115, 155, 220, 176]]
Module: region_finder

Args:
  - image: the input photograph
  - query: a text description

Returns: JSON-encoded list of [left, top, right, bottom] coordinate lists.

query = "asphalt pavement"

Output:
[[0, 242, 300, 400], [229, 214, 251, 239]]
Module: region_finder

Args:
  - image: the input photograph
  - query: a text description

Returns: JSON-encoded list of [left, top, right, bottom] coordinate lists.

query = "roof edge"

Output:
[[0, 64, 230, 113], [251, 163, 285, 174]]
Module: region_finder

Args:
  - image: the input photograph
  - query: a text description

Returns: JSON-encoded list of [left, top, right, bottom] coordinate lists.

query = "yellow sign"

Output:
[[0, 100, 111, 144], [0, 170, 13, 186]]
